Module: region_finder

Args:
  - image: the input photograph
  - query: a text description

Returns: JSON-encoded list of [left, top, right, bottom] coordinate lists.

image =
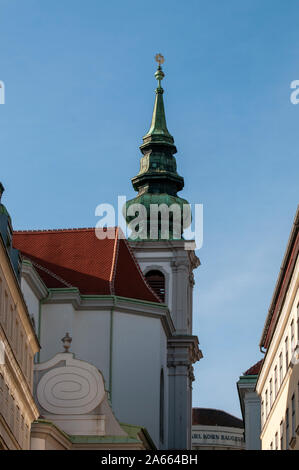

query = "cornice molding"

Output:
[[130, 240, 200, 271], [130, 240, 187, 251], [260, 206, 299, 350], [31, 419, 72, 450], [43, 290, 175, 338], [167, 335, 203, 366], [21, 260, 48, 300]]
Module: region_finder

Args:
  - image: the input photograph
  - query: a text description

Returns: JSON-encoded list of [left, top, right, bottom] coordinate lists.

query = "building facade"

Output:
[[256, 206, 299, 450], [1, 60, 201, 451], [0, 184, 40, 449], [192, 408, 244, 450], [237, 360, 262, 450]]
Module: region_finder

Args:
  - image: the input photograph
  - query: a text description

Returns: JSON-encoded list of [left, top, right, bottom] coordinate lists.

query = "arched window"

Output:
[[145, 270, 165, 302], [159, 369, 164, 444]]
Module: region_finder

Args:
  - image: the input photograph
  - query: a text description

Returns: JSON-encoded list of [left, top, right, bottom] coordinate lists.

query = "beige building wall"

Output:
[[0, 237, 40, 449], [257, 209, 299, 450]]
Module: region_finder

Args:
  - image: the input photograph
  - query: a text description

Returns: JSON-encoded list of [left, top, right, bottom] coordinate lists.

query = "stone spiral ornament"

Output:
[[36, 354, 105, 415]]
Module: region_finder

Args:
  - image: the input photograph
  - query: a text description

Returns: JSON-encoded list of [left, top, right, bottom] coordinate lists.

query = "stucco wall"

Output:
[[112, 311, 167, 447], [37, 300, 167, 448], [39, 303, 111, 389]]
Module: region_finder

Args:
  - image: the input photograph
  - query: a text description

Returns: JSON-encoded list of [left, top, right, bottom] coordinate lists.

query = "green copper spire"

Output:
[[142, 64, 174, 147], [125, 56, 191, 241]]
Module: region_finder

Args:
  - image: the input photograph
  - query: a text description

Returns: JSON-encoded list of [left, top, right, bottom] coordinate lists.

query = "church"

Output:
[[1, 59, 202, 450]]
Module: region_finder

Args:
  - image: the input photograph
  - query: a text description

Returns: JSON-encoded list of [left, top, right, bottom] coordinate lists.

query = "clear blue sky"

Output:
[[1, 0, 298, 418]]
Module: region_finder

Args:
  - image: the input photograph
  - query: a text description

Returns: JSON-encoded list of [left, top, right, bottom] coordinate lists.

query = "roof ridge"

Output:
[[14, 227, 101, 234], [25, 256, 74, 289], [109, 228, 119, 296]]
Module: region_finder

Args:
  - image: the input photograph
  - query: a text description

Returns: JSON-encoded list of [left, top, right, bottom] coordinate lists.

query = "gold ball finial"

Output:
[[155, 53, 165, 66]]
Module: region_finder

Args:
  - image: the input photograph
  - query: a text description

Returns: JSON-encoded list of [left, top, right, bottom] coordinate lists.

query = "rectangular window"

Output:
[[285, 337, 289, 371], [279, 353, 283, 386], [19, 331, 24, 362], [9, 305, 14, 339], [3, 291, 8, 329], [291, 394, 295, 438], [261, 400, 264, 427], [29, 354, 33, 385], [0, 278, 2, 319], [270, 378, 273, 408], [15, 319, 19, 356], [25, 424, 29, 449], [265, 389, 268, 417], [0, 373, 3, 409], [8, 394, 15, 432], [275, 432, 278, 450], [286, 408, 289, 449], [291, 320, 295, 354], [270, 441, 273, 450], [10, 395, 14, 430], [24, 344, 28, 379], [16, 406, 20, 443], [274, 366, 278, 398], [280, 420, 284, 450], [20, 415, 24, 447]]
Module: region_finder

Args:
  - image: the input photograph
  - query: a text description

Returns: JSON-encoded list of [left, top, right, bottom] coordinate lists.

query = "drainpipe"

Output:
[[36, 292, 49, 363], [109, 296, 116, 404]]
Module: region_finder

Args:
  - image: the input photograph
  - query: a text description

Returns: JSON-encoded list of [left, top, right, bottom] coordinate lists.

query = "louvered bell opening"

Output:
[[145, 270, 165, 302]]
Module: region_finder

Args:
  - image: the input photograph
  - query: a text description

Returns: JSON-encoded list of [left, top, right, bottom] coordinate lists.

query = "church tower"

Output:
[[127, 57, 202, 449], [125, 56, 191, 241]]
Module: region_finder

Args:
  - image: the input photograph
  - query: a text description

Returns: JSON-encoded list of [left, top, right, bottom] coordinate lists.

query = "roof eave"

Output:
[[259, 205, 299, 350]]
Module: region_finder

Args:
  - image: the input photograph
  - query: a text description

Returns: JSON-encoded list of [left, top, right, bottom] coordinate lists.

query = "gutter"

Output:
[[259, 205, 299, 351], [36, 292, 49, 363]]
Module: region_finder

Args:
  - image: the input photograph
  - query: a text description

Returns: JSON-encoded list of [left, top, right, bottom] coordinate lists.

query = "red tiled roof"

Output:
[[243, 359, 263, 376], [13, 227, 161, 303]]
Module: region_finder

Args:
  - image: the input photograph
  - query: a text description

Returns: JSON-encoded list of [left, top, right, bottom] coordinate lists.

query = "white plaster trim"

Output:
[[31, 420, 72, 450], [35, 353, 105, 415], [42, 291, 175, 337], [21, 260, 48, 300]]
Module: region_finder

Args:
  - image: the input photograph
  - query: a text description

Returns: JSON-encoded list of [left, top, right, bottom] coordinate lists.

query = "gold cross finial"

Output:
[[155, 53, 164, 66]]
